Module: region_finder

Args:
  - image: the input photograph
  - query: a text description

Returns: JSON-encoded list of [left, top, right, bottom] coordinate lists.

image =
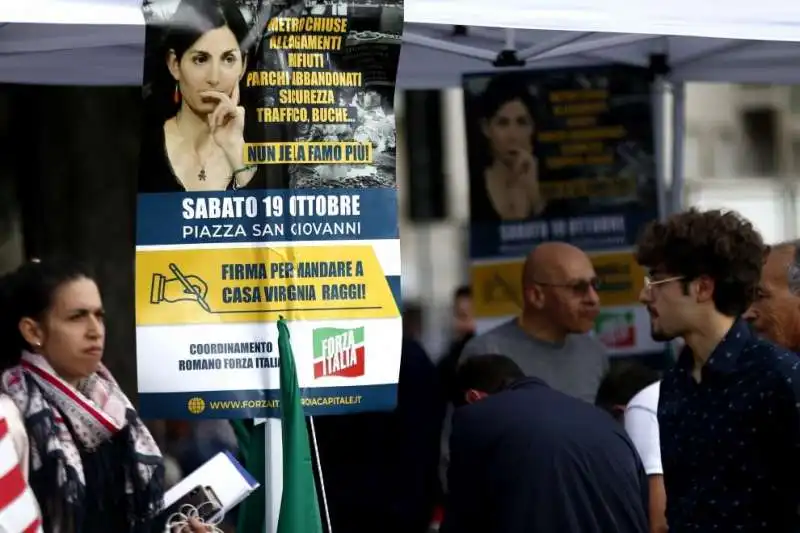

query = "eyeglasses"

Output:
[[643, 275, 684, 293], [533, 277, 601, 296]]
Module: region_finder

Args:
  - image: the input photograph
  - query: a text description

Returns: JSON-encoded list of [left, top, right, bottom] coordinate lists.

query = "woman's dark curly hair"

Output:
[[635, 208, 766, 317], [0, 258, 94, 371]]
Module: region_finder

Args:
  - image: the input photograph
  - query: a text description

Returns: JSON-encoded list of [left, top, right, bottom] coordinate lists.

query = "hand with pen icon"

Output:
[[150, 263, 212, 313]]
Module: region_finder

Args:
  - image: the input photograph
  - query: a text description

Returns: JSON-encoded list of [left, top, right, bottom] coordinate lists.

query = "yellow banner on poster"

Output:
[[244, 141, 373, 165], [471, 250, 646, 318], [135, 245, 398, 325]]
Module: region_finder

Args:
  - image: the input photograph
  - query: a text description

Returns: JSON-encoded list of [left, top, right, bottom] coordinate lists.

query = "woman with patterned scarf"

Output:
[[0, 259, 210, 533]]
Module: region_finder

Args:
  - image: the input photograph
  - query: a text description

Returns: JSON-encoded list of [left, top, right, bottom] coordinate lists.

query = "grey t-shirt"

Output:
[[461, 318, 609, 403], [439, 318, 609, 492]]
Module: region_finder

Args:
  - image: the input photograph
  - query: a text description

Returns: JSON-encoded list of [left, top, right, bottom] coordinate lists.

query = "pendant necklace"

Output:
[[176, 114, 207, 181], [194, 140, 207, 181], [192, 147, 207, 181]]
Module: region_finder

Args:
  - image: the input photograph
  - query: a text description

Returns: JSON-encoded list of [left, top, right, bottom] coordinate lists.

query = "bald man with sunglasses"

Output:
[[459, 242, 609, 402], [438, 243, 609, 496]]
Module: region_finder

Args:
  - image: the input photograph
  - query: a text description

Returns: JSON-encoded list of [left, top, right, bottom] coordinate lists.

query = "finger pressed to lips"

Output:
[[199, 89, 237, 103], [199, 89, 227, 98]]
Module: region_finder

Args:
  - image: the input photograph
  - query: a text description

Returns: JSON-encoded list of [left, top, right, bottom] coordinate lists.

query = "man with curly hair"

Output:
[[636, 208, 800, 532]]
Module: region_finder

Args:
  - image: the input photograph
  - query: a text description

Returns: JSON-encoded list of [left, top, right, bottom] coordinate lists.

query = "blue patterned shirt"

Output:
[[658, 319, 800, 532]]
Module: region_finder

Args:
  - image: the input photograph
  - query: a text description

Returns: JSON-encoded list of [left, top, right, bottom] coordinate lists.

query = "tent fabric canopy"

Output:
[[3, 0, 800, 87], [0, 23, 144, 86], [1, 0, 798, 218], [402, 0, 800, 43], [5, 22, 800, 88], [6, 0, 800, 39], [398, 25, 800, 89]]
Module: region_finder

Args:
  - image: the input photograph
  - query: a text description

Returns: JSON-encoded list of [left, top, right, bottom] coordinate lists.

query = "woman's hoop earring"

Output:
[[173, 83, 180, 104]]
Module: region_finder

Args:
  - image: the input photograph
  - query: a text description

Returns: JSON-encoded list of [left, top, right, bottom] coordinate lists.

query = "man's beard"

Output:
[[650, 321, 676, 342]]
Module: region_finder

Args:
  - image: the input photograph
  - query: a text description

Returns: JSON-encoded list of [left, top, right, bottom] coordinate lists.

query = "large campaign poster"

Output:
[[463, 66, 663, 356], [136, 0, 404, 418]]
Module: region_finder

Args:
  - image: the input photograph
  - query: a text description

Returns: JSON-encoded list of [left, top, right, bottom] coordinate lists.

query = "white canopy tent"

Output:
[[4, 0, 800, 214], [5, 0, 800, 87], [399, 26, 800, 88]]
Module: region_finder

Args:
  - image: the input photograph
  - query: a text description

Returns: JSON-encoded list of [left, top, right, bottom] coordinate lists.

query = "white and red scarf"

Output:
[[0, 351, 162, 508], [0, 413, 43, 533]]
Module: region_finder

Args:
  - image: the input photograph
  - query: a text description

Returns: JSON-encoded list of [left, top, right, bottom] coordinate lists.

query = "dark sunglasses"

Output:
[[533, 277, 601, 296]]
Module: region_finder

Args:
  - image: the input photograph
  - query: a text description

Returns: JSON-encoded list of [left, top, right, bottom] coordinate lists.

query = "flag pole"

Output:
[[263, 419, 283, 533], [309, 416, 333, 533]]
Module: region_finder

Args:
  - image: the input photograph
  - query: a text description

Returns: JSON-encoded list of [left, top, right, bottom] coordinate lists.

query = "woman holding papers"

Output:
[[0, 259, 210, 532]]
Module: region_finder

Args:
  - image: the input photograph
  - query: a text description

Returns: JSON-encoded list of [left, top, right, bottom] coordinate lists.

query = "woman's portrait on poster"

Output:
[[139, 0, 264, 193], [469, 74, 546, 222]]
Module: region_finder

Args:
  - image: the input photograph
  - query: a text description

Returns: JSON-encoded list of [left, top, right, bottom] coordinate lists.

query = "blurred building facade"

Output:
[[681, 83, 800, 245]]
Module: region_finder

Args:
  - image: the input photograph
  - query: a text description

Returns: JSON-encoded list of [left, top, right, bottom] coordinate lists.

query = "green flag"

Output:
[[276, 317, 324, 533], [231, 317, 324, 533]]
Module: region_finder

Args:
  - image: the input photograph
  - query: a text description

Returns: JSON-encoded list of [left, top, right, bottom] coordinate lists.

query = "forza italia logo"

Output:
[[312, 327, 365, 379]]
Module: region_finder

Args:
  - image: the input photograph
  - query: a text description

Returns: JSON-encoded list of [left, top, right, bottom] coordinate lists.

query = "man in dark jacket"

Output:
[[442, 354, 649, 533]]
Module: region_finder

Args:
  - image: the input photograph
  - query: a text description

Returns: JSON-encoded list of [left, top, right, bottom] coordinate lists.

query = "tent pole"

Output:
[[518, 33, 657, 61], [504, 29, 516, 50], [402, 32, 497, 61], [649, 54, 670, 222], [670, 83, 686, 215], [652, 76, 669, 222], [494, 29, 524, 66], [263, 419, 283, 533]]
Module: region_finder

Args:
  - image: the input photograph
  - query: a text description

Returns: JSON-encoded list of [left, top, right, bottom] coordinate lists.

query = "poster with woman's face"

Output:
[[134, 0, 405, 422], [463, 66, 658, 260], [139, 0, 403, 193]]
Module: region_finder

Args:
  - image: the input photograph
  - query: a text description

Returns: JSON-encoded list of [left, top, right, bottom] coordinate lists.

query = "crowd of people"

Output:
[[436, 208, 800, 533], [3, 207, 800, 533]]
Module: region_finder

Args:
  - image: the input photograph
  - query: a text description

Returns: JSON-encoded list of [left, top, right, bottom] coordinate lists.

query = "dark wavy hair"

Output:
[[0, 258, 94, 371], [453, 354, 524, 407], [479, 74, 536, 122], [466, 73, 538, 185], [635, 208, 766, 317], [143, 0, 255, 124], [453, 285, 471, 301], [595, 361, 661, 421]]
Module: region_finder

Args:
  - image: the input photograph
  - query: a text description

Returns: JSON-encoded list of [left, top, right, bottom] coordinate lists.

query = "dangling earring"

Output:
[[173, 83, 180, 104]]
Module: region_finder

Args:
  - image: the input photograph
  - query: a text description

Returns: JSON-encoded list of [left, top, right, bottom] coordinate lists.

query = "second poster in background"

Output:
[[464, 65, 664, 356], [136, 0, 404, 418]]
